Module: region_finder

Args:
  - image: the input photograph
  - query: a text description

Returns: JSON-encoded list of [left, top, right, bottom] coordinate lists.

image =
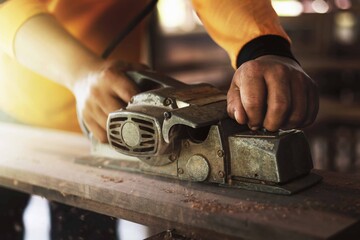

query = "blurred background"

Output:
[[151, 0, 360, 174]]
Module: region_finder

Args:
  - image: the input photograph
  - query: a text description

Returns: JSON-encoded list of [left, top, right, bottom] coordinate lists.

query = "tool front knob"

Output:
[[121, 122, 141, 147], [186, 155, 210, 182]]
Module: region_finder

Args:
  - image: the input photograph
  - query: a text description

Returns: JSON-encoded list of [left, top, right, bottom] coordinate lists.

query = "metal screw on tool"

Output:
[[217, 150, 224, 157], [178, 168, 184, 174], [169, 154, 177, 161], [163, 98, 172, 106], [165, 229, 173, 238], [163, 111, 172, 120], [218, 171, 225, 178]]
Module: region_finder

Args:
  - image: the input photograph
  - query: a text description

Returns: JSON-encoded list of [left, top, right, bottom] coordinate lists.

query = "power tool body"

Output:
[[78, 70, 321, 195]]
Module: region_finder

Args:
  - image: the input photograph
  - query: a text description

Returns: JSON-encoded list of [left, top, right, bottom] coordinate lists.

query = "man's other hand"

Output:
[[227, 55, 319, 131], [74, 61, 147, 143]]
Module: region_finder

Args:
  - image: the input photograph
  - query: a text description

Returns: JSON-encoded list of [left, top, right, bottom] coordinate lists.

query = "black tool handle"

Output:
[[125, 70, 187, 92]]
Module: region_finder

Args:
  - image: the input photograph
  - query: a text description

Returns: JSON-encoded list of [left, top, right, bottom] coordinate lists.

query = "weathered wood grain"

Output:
[[0, 122, 360, 239]]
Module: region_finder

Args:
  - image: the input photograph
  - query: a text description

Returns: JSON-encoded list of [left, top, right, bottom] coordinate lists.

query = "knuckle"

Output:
[[238, 61, 263, 80], [89, 86, 100, 98], [242, 60, 262, 72], [244, 99, 263, 111], [271, 98, 290, 113], [242, 92, 263, 107], [273, 64, 288, 76]]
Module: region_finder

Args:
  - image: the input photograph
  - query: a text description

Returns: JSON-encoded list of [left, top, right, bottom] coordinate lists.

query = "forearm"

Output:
[[191, 0, 290, 69], [14, 14, 104, 90]]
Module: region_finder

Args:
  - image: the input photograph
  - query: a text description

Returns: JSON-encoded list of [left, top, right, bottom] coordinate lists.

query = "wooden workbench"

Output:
[[0, 122, 359, 239]]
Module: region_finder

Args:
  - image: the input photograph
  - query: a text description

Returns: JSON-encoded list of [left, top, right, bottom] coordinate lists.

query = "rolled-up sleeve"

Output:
[[0, 0, 47, 57], [191, 0, 290, 68]]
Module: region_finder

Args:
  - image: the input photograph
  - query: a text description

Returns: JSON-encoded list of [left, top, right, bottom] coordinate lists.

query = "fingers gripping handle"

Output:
[[78, 70, 187, 138]]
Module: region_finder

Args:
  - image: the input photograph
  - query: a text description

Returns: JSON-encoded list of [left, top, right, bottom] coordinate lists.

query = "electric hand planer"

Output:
[[77, 70, 322, 195]]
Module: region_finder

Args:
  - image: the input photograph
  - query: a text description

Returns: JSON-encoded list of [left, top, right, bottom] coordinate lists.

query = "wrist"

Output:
[[236, 35, 298, 68], [254, 55, 304, 73], [69, 56, 106, 92]]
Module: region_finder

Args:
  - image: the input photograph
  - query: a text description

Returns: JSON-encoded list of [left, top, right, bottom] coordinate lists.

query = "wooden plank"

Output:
[[0, 122, 360, 239]]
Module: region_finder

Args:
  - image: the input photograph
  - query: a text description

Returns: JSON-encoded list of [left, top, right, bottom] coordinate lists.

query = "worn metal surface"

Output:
[[97, 70, 322, 194], [229, 130, 313, 183]]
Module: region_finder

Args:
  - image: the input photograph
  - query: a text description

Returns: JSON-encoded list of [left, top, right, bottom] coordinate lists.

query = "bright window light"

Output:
[[157, 0, 188, 29], [335, 0, 352, 10], [157, 0, 199, 33], [335, 12, 356, 28], [272, 0, 303, 17], [312, 0, 330, 14]]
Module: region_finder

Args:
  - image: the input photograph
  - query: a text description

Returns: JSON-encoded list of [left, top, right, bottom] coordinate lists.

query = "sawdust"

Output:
[[162, 188, 175, 193], [58, 182, 67, 187], [60, 192, 67, 197], [181, 194, 240, 214], [301, 196, 360, 215], [100, 175, 123, 183], [181, 193, 292, 216]]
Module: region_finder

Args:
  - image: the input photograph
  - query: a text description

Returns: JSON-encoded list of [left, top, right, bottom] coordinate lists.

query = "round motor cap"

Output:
[[186, 155, 210, 182], [121, 122, 141, 147]]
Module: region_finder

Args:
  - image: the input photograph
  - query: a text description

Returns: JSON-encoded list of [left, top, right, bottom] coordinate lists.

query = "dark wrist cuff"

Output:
[[236, 35, 298, 68]]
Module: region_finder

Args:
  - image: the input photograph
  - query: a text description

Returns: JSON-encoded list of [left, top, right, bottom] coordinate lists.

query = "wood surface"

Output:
[[0, 122, 360, 239]]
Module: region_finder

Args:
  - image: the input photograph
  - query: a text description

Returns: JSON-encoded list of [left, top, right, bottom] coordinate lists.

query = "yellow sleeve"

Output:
[[191, 0, 290, 68], [0, 0, 47, 58]]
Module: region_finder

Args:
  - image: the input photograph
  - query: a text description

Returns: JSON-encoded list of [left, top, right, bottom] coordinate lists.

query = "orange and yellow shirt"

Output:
[[0, 0, 289, 132]]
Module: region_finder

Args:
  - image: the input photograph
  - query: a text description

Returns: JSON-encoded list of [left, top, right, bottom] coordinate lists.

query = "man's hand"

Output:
[[227, 55, 319, 131], [12, 14, 148, 142], [73, 61, 147, 142]]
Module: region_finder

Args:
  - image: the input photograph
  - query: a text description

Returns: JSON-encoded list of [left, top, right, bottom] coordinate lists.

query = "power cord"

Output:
[[101, 0, 158, 59]]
